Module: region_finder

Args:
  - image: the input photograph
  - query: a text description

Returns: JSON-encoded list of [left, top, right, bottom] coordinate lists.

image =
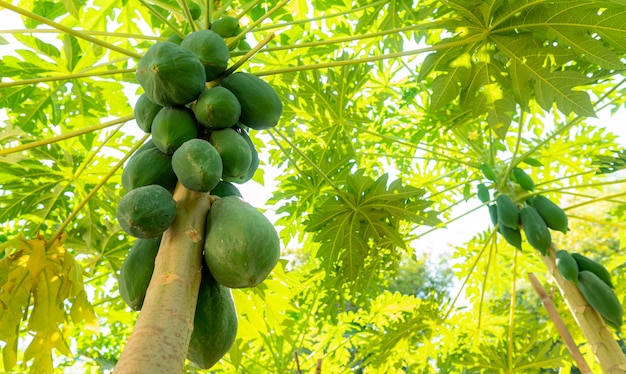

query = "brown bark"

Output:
[[114, 184, 214, 374]]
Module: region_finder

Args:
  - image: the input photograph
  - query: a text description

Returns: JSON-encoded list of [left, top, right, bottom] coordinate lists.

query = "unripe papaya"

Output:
[[577, 270, 623, 329], [222, 128, 258, 184], [134, 93, 163, 133], [211, 16, 240, 38], [488, 204, 498, 226], [151, 106, 198, 155], [180, 30, 230, 81], [118, 236, 161, 311], [498, 225, 522, 250], [571, 253, 614, 288], [555, 250, 578, 284], [187, 2, 201, 20], [122, 146, 177, 192], [520, 205, 551, 255], [116, 185, 177, 239], [209, 128, 252, 179], [529, 195, 568, 234], [496, 194, 519, 229], [210, 181, 242, 198], [511, 167, 535, 191], [479, 164, 497, 181], [477, 183, 490, 203], [171, 139, 223, 193], [193, 86, 241, 130]]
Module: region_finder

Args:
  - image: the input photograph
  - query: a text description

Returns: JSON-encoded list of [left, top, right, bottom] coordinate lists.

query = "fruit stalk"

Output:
[[541, 245, 626, 374], [115, 184, 214, 374]]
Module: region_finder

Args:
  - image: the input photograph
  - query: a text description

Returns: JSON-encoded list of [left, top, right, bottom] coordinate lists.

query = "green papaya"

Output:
[[117, 185, 177, 239], [210, 181, 242, 198], [495, 194, 519, 229], [477, 183, 490, 203], [498, 225, 522, 250], [223, 128, 258, 184], [237, 39, 251, 52], [571, 253, 614, 288], [529, 195, 568, 234], [187, 2, 201, 20], [555, 250, 578, 284], [193, 86, 241, 130], [135, 138, 157, 155], [479, 163, 497, 181], [180, 30, 230, 81], [122, 146, 177, 192], [151, 106, 198, 155], [204, 196, 280, 288], [511, 167, 535, 191], [166, 33, 184, 45], [187, 265, 238, 369], [220, 72, 283, 130], [520, 205, 551, 255], [134, 93, 163, 133], [119, 236, 161, 311], [209, 128, 252, 179], [171, 139, 223, 193], [135, 42, 206, 106], [488, 204, 498, 226], [211, 16, 240, 38], [577, 270, 623, 329]]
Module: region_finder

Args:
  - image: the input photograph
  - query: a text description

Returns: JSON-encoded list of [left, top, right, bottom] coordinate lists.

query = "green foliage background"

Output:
[[1, 0, 626, 372]]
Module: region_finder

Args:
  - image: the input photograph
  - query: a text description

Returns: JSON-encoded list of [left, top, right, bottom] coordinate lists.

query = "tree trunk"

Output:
[[542, 245, 626, 374], [114, 184, 213, 374]]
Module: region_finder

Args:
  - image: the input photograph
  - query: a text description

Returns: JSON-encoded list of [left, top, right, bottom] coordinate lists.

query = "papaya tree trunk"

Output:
[[115, 184, 213, 374], [542, 244, 626, 374]]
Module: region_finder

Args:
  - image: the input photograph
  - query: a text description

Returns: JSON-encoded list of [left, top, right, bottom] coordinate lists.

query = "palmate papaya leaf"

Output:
[[592, 150, 626, 174], [305, 171, 440, 291], [0, 233, 98, 373]]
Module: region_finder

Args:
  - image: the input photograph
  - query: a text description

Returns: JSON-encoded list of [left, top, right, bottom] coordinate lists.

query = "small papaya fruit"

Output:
[[498, 225, 522, 250], [180, 30, 230, 81], [211, 16, 240, 38], [134, 93, 163, 133], [151, 106, 198, 155], [479, 163, 497, 181], [477, 183, 490, 203], [171, 139, 223, 193], [555, 250, 578, 284], [116, 185, 177, 239], [122, 146, 177, 192], [496, 194, 519, 229], [210, 181, 242, 198], [571, 253, 614, 288], [209, 128, 252, 180], [222, 128, 258, 184], [488, 204, 498, 226], [119, 236, 161, 311], [529, 195, 568, 234], [520, 205, 551, 255], [166, 33, 184, 45], [577, 270, 623, 329], [511, 167, 535, 191], [193, 86, 241, 130], [187, 2, 201, 20]]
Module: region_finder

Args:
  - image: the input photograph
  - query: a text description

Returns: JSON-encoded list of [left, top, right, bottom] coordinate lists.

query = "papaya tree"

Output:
[[1, 0, 626, 373]]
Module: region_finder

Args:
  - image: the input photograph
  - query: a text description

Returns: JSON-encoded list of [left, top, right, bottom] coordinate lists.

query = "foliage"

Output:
[[1, 0, 626, 372]]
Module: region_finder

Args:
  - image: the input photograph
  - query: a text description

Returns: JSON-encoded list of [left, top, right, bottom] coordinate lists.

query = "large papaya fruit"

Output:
[[122, 146, 177, 192], [496, 194, 519, 229], [134, 93, 163, 133], [171, 139, 223, 193], [220, 72, 283, 130], [529, 195, 569, 234], [577, 270, 623, 329], [520, 205, 551, 255], [204, 196, 280, 288], [187, 265, 238, 369], [119, 236, 161, 311], [555, 250, 578, 284], [180, 30, 230, 81], [151, 106, 198, 155], [116, 185, 177, 239], [222, 128, 258, 184], [193, 86, 241, 130], [135, 42, 206, 106], [571, 253, 614, 288], [209, 128, 252, 179]]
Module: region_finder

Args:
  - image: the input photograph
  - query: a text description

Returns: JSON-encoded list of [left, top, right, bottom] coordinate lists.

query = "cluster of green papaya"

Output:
[[555, 250, 623, 329], [116, 15, 282, 370], [478, 166, 569, 254]]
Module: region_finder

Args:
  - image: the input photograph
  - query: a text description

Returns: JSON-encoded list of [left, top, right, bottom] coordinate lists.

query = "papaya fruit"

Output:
[[119, 236, 161, 311], [209, 128, 252, 179], [116, 184, 177, 239], [577, 270, 623, 329], [166, 33, 184, 45], [187, 265, 238, 369], [520, 205, 551, 255], [498, 225, 522, 250], [571, 253, 614, 288], [511, 167, 535, 191], [180, 30, 230, 82], [171, 139, 223, 193], [220, 72, 283, 130], [555, 250, 578, 284], [151, 106, 198, 155], [477, 183, 490, 203], [193, 86, 241, 130], [187, 2, 201, 20], [237, 39, 251, 52], [135, 138, 157, 155], [122, 146, 177, 192], [134, 93, 163, 133], [204, 196, 280, 288], [211, 16, 240, 38], [210, 181, 242, 198], [495, 194, 519, 229], [529, 195, 568, 234], [479, 163, 497, 181], [488, 204, 498, 226], [223, 128, 258, 184], [135, 41, 206, 106]]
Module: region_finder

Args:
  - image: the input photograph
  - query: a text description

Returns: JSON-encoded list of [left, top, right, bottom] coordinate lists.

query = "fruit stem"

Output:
[[115, 185, 215, 373], [540, 244, 626, 373], [0, 0, 141, 59]]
